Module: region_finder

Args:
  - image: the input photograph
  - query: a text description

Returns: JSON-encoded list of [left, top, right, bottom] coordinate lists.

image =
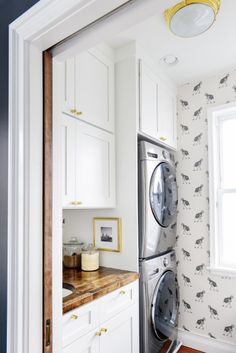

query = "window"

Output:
[[208, 103, 236, 272]]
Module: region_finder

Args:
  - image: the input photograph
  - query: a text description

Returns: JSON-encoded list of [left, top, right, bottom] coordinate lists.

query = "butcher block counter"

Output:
[[63, 266, 139, 314]]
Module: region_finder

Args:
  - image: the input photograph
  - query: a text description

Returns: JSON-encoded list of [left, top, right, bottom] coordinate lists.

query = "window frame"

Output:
[[208, 102, 236, 275]]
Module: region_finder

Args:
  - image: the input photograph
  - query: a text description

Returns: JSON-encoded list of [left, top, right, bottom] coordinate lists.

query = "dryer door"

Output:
[[149, 162, 177, 228], [151, 270, 178, 341]]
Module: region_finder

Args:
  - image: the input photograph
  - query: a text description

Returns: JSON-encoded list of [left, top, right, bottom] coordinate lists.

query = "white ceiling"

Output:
[[107, 0, 236, 86]]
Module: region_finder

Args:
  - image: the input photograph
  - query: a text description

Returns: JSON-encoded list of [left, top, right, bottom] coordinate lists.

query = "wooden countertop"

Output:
[[63, 266, 139, 314]]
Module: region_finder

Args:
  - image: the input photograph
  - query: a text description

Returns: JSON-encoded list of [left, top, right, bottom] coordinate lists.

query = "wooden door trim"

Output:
[[43, 50, 53, 353]]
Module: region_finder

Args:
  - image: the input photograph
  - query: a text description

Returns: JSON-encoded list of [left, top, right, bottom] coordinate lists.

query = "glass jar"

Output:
[[63, 237, 84, 269], [81, 243, 99, 271]]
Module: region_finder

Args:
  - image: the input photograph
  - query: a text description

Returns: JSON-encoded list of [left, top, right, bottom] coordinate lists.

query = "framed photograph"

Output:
[[93, 218, 122, 252]]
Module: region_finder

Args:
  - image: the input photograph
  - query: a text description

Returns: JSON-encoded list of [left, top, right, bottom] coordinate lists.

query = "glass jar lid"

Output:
[[63, 237, 84, 247], [82, 243, 98, 254]]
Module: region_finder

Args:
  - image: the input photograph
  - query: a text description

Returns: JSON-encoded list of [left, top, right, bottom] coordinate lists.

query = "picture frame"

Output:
[[93, 217, 122, 252]]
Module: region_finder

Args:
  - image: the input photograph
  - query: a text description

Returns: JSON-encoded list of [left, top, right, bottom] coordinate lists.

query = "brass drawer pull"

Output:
[[76, 111, 83, 116], [95, 330, 102, 336], [119, 290, 126, 295], [70, 108, 76, 114], [70, 314, 78, 320], [71, 201, 82, 205], [101, 328, 108, 333], [159, 136, 167, 141]]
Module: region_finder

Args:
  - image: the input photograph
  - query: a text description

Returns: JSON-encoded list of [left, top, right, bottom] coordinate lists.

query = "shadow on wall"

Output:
[[176, 70, 236, 345]]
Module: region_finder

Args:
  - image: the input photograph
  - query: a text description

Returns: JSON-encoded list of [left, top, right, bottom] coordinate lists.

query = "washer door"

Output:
[[151, 271, 179, 341], [149, 162, 177, 228]]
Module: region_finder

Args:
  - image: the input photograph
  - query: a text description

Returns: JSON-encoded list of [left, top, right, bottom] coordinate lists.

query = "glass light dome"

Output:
[[170, 3, 216, 37]]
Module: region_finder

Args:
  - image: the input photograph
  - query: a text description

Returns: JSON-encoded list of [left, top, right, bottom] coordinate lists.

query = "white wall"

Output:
[[176, 69, 236, 346]]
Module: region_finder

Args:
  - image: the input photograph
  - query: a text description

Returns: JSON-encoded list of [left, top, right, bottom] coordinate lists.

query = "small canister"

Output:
[[81, 243, 99, 271], [63, 237, 84, 269]]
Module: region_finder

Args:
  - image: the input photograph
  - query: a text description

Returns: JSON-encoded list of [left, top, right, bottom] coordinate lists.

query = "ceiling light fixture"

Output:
[[161, 55, 179, 66], [164, 0, 221, 38]]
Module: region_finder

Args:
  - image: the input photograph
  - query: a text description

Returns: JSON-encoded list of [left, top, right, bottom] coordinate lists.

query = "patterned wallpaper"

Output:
[[176, 69, 236, 344]]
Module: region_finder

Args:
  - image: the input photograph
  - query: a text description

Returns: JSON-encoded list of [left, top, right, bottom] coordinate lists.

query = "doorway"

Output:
[[9, 1, 163, 353]]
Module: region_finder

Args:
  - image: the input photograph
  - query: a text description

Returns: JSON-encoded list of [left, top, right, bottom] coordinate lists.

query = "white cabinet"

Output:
[[63, 281, 139, 353], [62, 49, 114, 132], [139, 60, 177, 149], [139, 60, 159, 137], [61, 115, 76, 207], [62, 57, 75, 116], [75, 120, 115, 208], [63, 330, 99, 353], [61, 116, 115, 209], [158, 79, 177, 149], [100, 307, 138, 353]]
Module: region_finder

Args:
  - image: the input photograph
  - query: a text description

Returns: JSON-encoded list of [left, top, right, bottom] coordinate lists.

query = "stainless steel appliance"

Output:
[[138, 141, 180, 353], [139, 251, 181, 353], [139, 141, 178, 259]]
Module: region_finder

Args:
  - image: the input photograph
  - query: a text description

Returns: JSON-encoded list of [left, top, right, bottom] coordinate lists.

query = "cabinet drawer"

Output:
[[63, 328, 99, 353], [100, 280, 138, 323], [63, 300, 99, 347]]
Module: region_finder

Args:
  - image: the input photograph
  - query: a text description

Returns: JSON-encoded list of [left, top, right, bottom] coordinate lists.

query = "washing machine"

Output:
[[140, 250, 181, 353], [139, 141, 178, 259]]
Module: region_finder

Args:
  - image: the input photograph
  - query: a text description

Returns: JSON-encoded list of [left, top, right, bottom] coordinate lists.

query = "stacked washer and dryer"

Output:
[[139, 141, 181, 353]]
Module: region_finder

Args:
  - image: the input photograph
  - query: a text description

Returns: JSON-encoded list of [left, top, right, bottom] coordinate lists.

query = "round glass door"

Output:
[[151, 271, 179, 341], [149, 162, 178, 227]]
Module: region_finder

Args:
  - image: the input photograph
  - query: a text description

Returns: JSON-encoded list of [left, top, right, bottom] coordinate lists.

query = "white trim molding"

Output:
[[208, 102, 236, 273], [178, 329, 236, 353], [8, 1, 168, 353]]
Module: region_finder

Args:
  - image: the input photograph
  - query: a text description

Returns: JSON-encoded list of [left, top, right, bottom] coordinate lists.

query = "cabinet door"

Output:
[[158, 80, 177, 149], [139, 60, 159, 137], [63, 329, 99, 353], [75, 49, 114, 132], [75, 121, 115, 208], [100, 306, 139, 353], [61, 115, 76, 207], [62, 57, 76, 115]]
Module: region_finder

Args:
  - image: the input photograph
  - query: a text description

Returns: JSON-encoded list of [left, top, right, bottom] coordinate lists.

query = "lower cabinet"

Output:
[[63, 330, 99, 353], [63, 281, 139, 353], [99, 306, 139, 353]]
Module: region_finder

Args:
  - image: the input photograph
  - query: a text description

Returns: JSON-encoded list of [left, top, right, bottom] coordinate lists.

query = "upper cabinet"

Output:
[[139, 60, 177, 149], [139, 61, 159, 137], [62, 49, 114, 132], [61, 116, 115, 209]]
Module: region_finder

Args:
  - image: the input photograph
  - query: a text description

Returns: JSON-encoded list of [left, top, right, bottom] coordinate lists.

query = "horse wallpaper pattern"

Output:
[[176, 69, 236, 345]]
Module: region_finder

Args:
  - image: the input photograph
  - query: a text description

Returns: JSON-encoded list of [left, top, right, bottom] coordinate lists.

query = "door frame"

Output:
[[8, 1, 165, 352]]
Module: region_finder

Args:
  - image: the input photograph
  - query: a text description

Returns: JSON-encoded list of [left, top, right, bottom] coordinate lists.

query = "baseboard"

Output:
[[178, 329, 236, 353]]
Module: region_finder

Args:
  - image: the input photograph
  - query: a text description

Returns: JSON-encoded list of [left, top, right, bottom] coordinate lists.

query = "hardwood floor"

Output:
[[160, 342, 204, 353], [179, 346, 204, 353]]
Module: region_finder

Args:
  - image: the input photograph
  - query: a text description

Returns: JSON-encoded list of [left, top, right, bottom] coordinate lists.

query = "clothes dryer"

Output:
[[139, 141, 178, 259]]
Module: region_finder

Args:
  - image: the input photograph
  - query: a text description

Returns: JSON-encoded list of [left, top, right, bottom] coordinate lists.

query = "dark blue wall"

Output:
[[0, 1, 39, 352]]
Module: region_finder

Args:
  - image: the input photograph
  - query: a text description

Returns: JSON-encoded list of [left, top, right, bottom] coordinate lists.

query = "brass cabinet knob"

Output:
[[159, 136, 167, 141], [76, 111, 83, 116], [95, 330, 102, 336], [119, 290, 126, 295], [71, 201, 82, 205], [70, 108, 76, 114], [101, 328, 108, 333], [70, 314, 78, 320]]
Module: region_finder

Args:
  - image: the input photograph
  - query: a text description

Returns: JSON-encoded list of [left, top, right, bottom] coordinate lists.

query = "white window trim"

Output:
[[208, 102, 236, 275]]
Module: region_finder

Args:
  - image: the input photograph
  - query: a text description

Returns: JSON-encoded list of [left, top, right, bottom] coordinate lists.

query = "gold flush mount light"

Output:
[[164, 0, 221, 38]]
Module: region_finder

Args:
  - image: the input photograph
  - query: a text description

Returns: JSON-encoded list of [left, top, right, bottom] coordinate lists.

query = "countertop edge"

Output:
[[63, 268, 139, 314]]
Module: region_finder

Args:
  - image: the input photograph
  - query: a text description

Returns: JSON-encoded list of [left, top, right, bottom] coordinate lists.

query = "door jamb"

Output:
[[8, 1, 164, 352]]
